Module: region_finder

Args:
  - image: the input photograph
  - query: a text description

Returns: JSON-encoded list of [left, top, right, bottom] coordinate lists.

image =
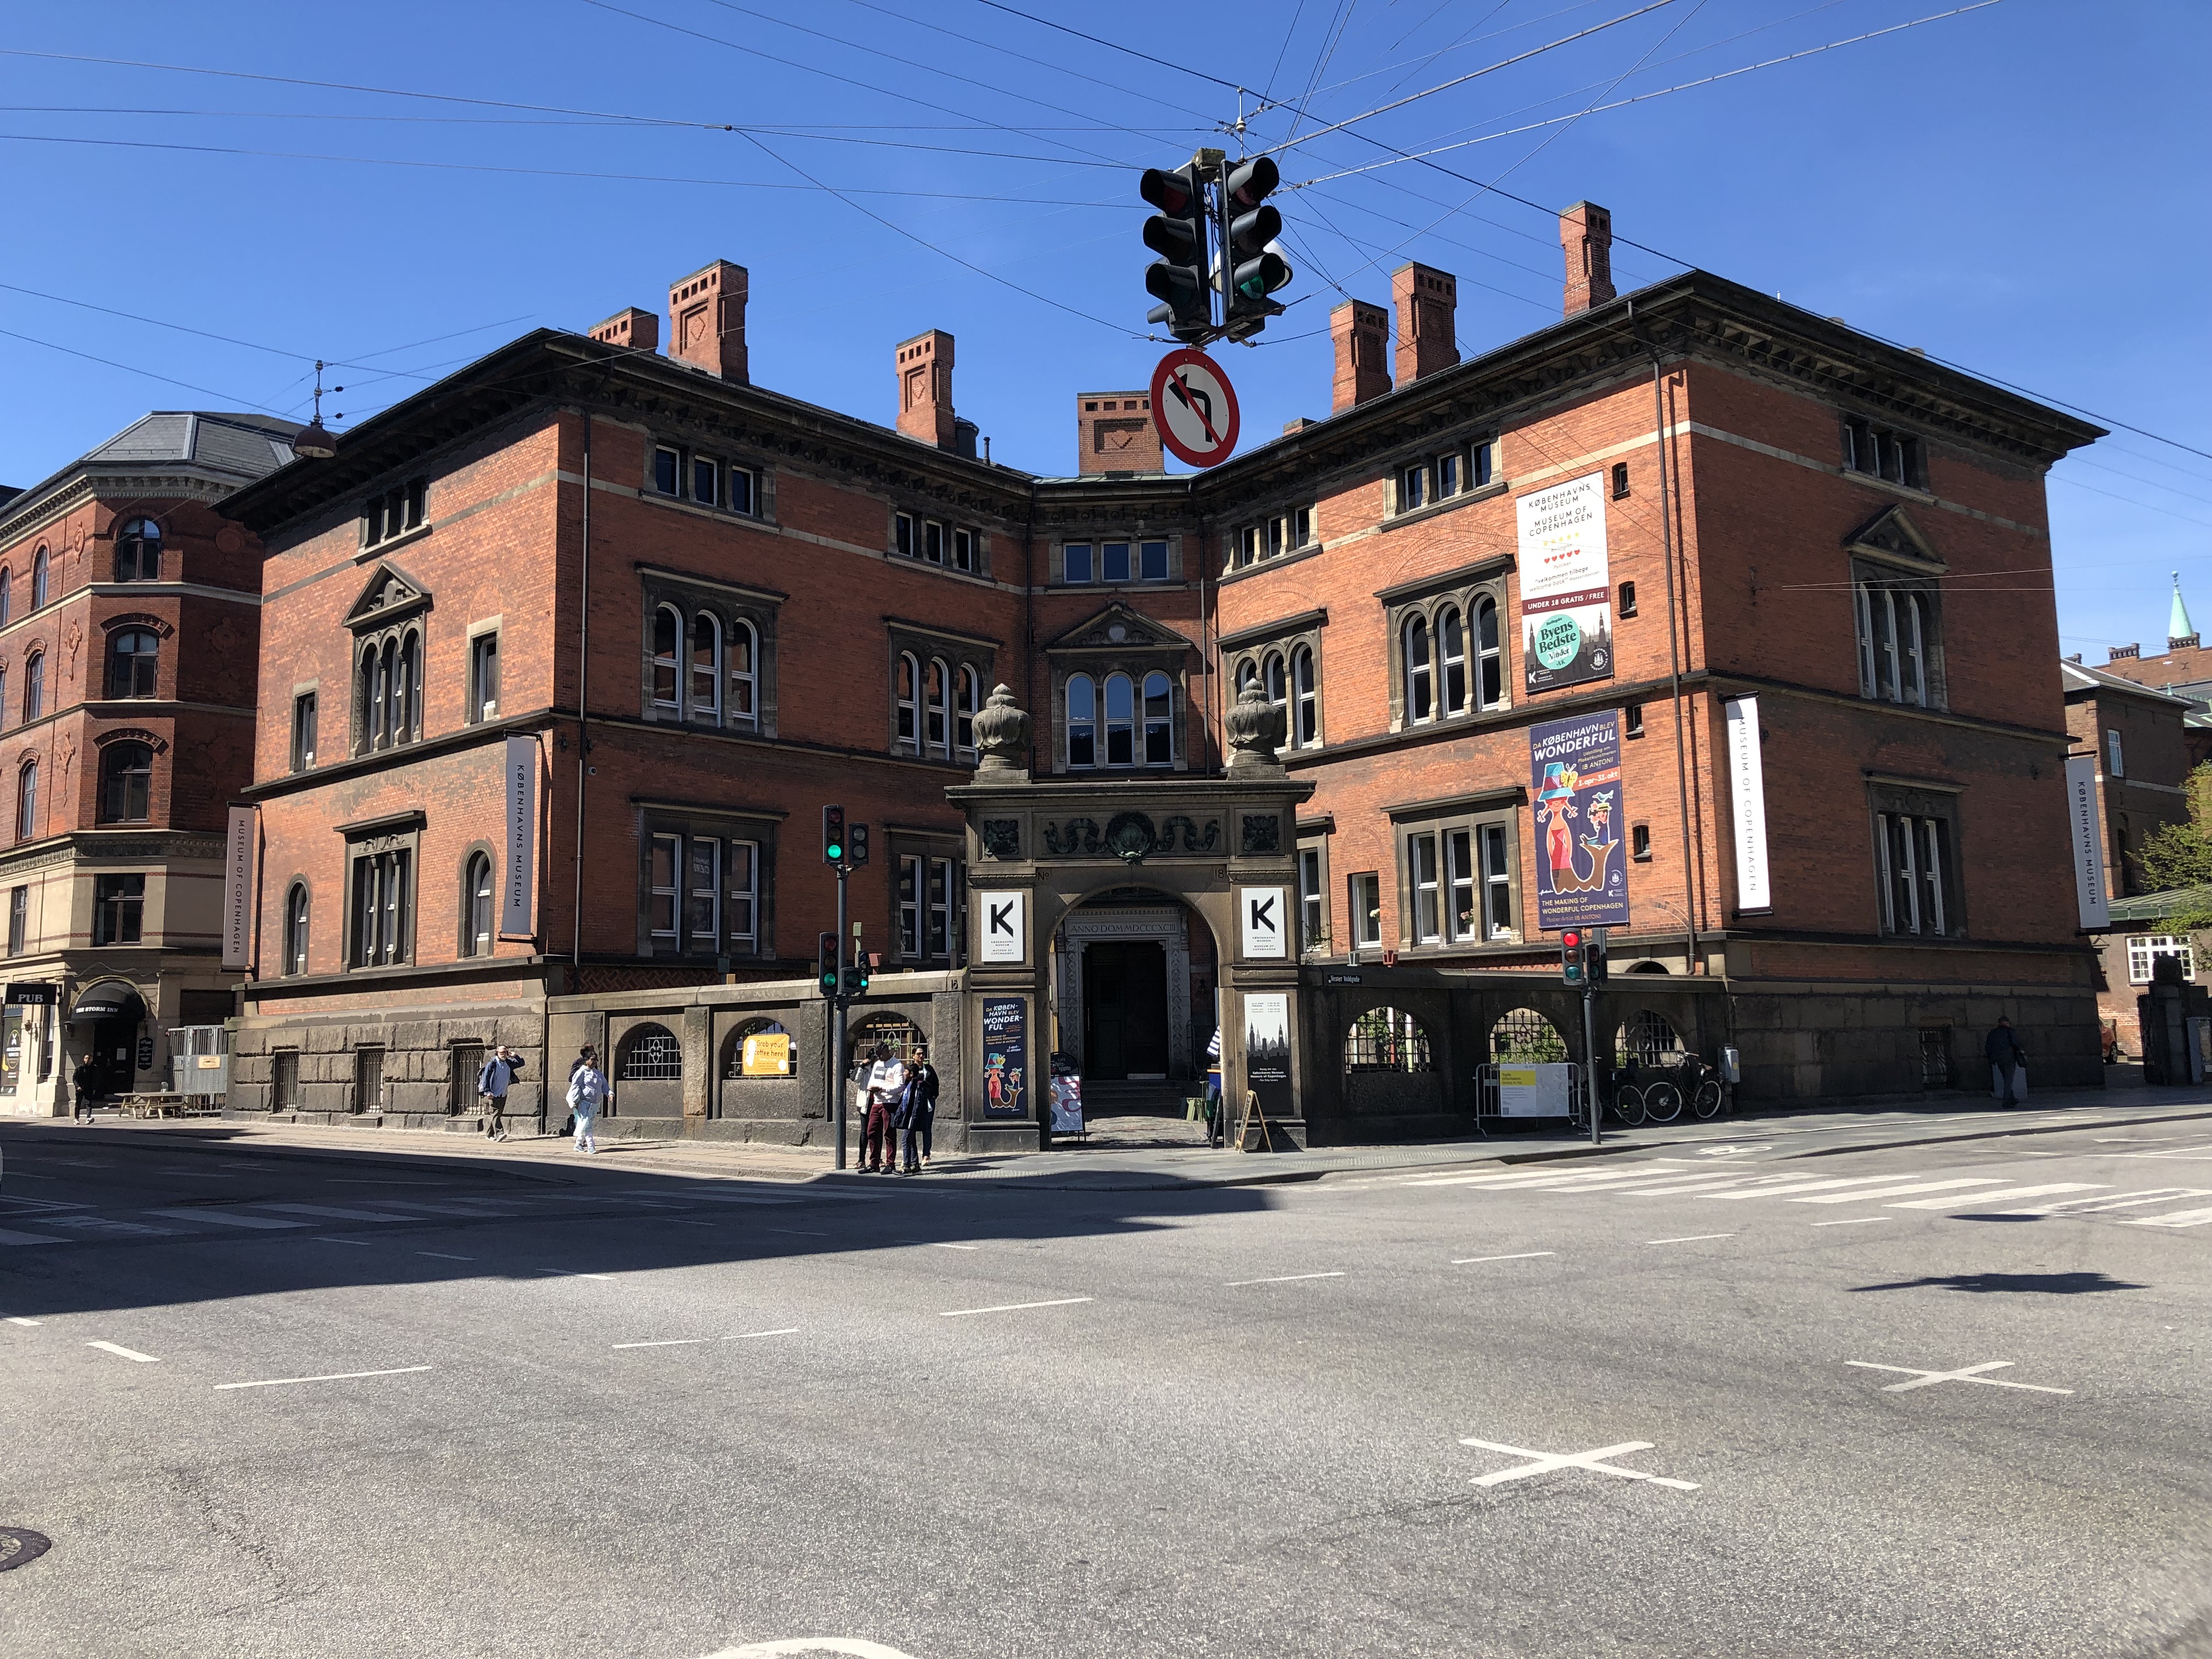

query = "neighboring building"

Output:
[[2061, 657, 2195, 898], [2091, 888, 2204, 1061], [216, 205, 2107, 1143], [0, 412, 287, 1116], [2090, 577, 2212, 768]]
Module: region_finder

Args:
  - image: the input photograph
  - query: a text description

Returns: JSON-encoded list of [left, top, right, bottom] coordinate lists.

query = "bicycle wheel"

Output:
[[1613, 1085, 1647, 1127], [1641, 1080, 1684, 1124], [1691, 1080, 1724, 1120]]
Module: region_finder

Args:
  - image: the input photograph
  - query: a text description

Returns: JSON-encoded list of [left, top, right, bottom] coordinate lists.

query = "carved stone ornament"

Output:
[[972, 683, 1031, 777], [1102, 811, 1156, 864], [1223, 681, 1286, 774], [979, 819, 1022, 859], [1241, 814, 1282, 855]]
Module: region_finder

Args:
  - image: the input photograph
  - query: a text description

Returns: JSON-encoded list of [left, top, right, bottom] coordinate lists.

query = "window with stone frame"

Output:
[[1045, 607, 1191, 774], [343, 565, 429, 755], [1223, 609, 1325, 752], [1296, 833, 1331, 956], [1390, 439, 1496, 518], [1057, 537, 1173, 585], [1229, 505, 1316, 569], [344, 821, 419, 969], [651, 439, 759, 518], [1382, 563, 1510, 731], [885, 625, 994, 762], [894, 835, 965, 964], [1841, 416, 1926, 490], [1868, 780, 1965, 939], [636, 811, 770, 960], [1854, 558, 1945, 710], [361, 478, 428, 549], [1392, 798, 1522, 949], [640, 575, 776, 734], [891, 510, 988, 575]]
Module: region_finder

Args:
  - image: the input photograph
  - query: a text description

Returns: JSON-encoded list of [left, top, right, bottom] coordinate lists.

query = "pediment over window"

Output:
[[1845, 505, 1943, 572], [1043, 601, 1194, 654], [343, 562, 432, 632]]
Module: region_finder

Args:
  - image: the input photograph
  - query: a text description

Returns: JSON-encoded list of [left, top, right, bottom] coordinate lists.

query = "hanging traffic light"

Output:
[[822, 804, 845, 865], [1561, 929, 1588, 988], [1141, 162, 1211, 341], [817, 930, 838, 997], [1222, 155, 1291, 339], [848, 822, 871, 868]]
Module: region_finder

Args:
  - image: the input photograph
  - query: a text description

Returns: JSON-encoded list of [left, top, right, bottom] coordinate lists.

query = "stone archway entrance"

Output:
[[1053, 889, 1209, 1081]]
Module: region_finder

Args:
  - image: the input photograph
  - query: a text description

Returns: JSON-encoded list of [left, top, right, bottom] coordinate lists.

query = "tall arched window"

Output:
[[1476, 596, 1503, 709], [728, 619, 757, 730], [0, 569, 13, 625], [462, 852, 494, 957], [1263, 651, 1288, 724], [15, 760, 36, 840], [650, 605, 681, 713], [358, 646, 383, 750], [107, 628, 159, 698], [689, 612, 721, 721], [115, 518, 162, 582], [1402, 614, 1432, 723], [376, 639, 400, 744], [895, 652, 921, 752], [284, 882, 311, 975], [1236, 659, 1259, 693], [1066, 673, 1097, 768], [22, 651, 43, 722], [1103, 672, 1135, 765], [924, 657, 950, 757], [1142, 671, 1173, 765], [1438, 606, 1467, 716], [956, 665, 981, 755], [1292, 645, 1318, 747], [99, 742, 153, 822], [30, 548, 47, 610], [402, 632, 422, 739]]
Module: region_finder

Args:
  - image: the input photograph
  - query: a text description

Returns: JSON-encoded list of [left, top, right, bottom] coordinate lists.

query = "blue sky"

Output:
[[1, 0, 2204, 656]]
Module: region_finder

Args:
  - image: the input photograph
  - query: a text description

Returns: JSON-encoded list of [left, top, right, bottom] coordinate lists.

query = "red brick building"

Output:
[[217, 208, 2106, 1138]]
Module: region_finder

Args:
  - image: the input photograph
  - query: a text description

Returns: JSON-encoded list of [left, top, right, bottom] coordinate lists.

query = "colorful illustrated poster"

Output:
[[1517, 471, 1612, 695], [981, 996, 1028, 1120], [1048, 1076, 1085, 1134], [1529, 709, 1630, 930], [1243, 992, 1293, 1124]]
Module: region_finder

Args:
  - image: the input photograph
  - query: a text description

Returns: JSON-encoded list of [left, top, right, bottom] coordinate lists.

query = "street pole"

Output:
[[1581, 984, 1601, 1147], [832, 864, 849, 1170]]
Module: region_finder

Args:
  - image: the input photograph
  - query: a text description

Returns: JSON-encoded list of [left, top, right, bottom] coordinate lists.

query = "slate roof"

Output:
[[0, 410, 298, 538], [2060, 658, 2199, 708]]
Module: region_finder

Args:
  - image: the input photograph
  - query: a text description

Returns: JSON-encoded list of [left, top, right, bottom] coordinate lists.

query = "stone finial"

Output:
[[972, 684, 1032, 778], [1224, 681, 1286, 774]]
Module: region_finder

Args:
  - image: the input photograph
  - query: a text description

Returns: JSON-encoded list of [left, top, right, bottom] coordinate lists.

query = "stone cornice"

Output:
[[0, 469, 245, 550]]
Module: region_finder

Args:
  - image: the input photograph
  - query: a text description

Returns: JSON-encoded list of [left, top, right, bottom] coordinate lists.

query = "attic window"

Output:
[[363, 478, 427, 548]]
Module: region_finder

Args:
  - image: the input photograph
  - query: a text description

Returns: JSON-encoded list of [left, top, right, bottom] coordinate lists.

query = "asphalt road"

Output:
[[2, 1114, 2207, 1659]]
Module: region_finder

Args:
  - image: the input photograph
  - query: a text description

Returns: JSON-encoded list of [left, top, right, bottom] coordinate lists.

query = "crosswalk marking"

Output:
[[145, 1209, 307, 1230], [1709, 1175, 1922, 1200], [1884, 1183, 2102, 1210], [254, 1204, 408, 1222], [2120, 1206, 2212, 1228], [2001, 1188, 2210, 1215], [0, 1228, 63, 1247], [1792, 1178, 2010, 1205]]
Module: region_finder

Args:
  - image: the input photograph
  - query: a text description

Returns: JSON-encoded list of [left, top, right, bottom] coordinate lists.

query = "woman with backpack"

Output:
[[565, 1046, 609, 1155]]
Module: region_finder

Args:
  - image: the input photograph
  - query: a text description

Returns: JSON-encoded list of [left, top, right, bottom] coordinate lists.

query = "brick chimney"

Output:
[[1560, 201, 1616, 315], [1076, 391, 1163, 475], [589, 306, 659, 353], [1330, 300, 1391, 413], [894, 330, 957, 448], [668, 260, 748, 381], [2109, 644, 2141, 661], [1391, 263, 1459, 384]]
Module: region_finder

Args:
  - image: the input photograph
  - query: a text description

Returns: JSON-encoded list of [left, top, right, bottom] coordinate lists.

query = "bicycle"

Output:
[[1677, 1052, 1732, 1120], [1606, 1060, 1683, 1126]]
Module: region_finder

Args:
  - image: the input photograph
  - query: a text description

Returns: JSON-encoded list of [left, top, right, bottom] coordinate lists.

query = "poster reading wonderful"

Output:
[[1529, 709, 1630, 932], [1516, 471, 1612, 695], [980, 997, 1028, 1120]]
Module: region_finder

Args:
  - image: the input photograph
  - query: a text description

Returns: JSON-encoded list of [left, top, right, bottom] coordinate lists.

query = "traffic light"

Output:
[[1222, 155, 1291, 338], [848, 822, 871, 867], [1141, 162, 1211, 341], [817, 931, 838, 997], [822, 804, 845, 865], [1561, 928, 1588, 988], [843, 955, 871, 995], [1588, 926, 1610, 985]]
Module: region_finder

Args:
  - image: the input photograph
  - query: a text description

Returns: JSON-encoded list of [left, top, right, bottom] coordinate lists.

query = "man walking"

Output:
[[900, 1043, 940, 1173], [860, 1042, 905, 1173], [565, 1046, 607, 1154], [476, 1043, 524, 1141], [1986, 1017, 2027, 1107], [71, 1056, 98, 1123]]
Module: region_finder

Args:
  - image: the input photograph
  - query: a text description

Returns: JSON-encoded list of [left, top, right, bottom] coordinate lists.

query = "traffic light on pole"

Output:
[[822, 804, 845, 865], [1588, 926, 1610, 985], [817, 931, 838, 997], [1140, 162, 1211, 341], [1561, 928, 1588, 987], [848, 823, 870, 867], [1222, 155, 1292, 339]]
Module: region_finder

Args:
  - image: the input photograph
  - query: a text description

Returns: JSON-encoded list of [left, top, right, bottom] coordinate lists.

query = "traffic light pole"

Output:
[[831, 863, 849, 1170], [1581, 985, 1600, 1147]]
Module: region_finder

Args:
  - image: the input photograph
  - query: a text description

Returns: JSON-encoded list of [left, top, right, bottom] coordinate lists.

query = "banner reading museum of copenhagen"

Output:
[[1528, 709, 1629, 932], [1516, 470, 1613, 696]]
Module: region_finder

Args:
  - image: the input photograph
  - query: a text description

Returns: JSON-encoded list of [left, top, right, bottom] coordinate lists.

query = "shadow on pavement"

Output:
[[1848, 1271, 2150, 1296]]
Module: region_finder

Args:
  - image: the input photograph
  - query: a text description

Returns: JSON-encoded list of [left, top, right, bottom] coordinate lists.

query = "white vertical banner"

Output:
[[2065, 755, 2111, 930], [1723, 696, 1771, 913], [977, 891, 1026, 964], [1240, 888, 1288, 958], [221, 805, 256, 970], [500, 733, 537, 940]]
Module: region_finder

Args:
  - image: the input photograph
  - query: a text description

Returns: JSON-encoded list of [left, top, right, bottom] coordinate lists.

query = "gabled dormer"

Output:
[[343, 562, 432, 634]]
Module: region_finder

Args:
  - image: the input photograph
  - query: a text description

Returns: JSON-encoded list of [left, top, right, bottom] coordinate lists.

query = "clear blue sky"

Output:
[[2, 1, 2203, 656]]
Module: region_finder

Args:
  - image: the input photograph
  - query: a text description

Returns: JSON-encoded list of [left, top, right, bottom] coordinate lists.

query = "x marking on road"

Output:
[[1460, 1437, 1699, 1491], [1846, 1359, 2073, 1395]]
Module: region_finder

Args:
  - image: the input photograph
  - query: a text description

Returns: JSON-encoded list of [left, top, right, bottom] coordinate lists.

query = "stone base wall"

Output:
[[229, 1002, 547, 1126]]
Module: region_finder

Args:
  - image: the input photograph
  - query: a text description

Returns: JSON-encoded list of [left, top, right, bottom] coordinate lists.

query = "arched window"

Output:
[[30, 547, 48, 610], [650, 605, 681, 713], [1490, 1007, 1568, 1063], [1402, 614, 1431, 723], [115, 518, 162, 582], [376, 638, 399, 746], [22, 651, 43, 722], [461, 851, 494, 957], [1142, 670, 1172, 765], [1292, 646, 1318, 747], [1616, 1011, 1684, 1068], [924, 657, 950, 757], [403, 631, 422, 741], [689, 612, 721, 721], [1236, 658, 1259, 693], [284, 883, 311, 975], [107, 628, 159, 698], [1345, 1007, 1436, 1073], [619, 1023, 682, 1081], [1262, 651, 1287, 725], [729, 618, 757, 730], [0, 569, 12, 625], [358, 646, 383, 750], [15, 759, 36, 840], [1103, 672, 1135, 765], [956, 665, 982, 755], [1476, 596, 1503, 709], [1066, 673, 1096, 768], [895, 652, 921, 752], [1438, 606, 1467, 716], [99, 742, 153, 822]]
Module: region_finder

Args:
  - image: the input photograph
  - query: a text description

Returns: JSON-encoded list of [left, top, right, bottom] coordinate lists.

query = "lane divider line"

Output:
[[1811, 1217, 1893, 1227], [4, 1316, 42, 1326], [613, 1339, 706, 1350], [1225, 1271, 1345, 1286], [724, 1328, 800, 1340], [1452, 1252, 1556, 1263], [87, 1341, 159, 1362], [416, 1251, 474, 1261], [939, 1298, 1093, 1318], [534, 1268, 617, 1281], [215, 1365, 432, 1391], [1645, 1234, 1736, 1245]]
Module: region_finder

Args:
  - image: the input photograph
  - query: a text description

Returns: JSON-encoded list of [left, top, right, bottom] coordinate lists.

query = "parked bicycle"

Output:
[[1610, 1057, 1682, 1126], [1677, 1051, 1733, 1120]]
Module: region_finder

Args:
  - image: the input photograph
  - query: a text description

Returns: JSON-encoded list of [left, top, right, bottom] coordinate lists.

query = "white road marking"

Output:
[[257, 1203, 408, 1222], [416, 1251, 474, 1261], [668, 1220, 715, 1227], [0, 1228, 64, 1246], [1461, 1437, 1699, 1491], [1811, 1217, 1893, 1227], [1404, 1166, 1675, 1189], [704, 1638, 924, 1658], [1225, 1271, 1345, 1285], [769, 1228, 828, 1237], [1710, 1175, 1931, 1200], [2121, 1206, 2212, 1228], [315, 1237, 375, 1247], [939, 1297, 1093, 1318], [1453, 1251, 1556, 1263], [372, 1200, 516, 1217], [37, 1216, 177, 1236], [613, 1339, 705, 1350], [1612, 1177, 1771, 1197], [1846, 1359, 2072, 1395], [213, 1365, 432, 1391], [725, 1328, 800, 1340], [87, 1341, 159, 1363], [2002, 1188, 2209, 1215], [6, 1316, 44, 1325], [534, 1268, 617, 1280], [1792, 1179, 2010, 1205], [1887, 1183, 2104, 1209], [1645, 1234, 1736, 1245], [145, 1209, 307, 1230]]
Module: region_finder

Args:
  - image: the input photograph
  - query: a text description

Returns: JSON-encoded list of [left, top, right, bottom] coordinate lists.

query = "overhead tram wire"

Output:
[[963, 0, 1249, 94]]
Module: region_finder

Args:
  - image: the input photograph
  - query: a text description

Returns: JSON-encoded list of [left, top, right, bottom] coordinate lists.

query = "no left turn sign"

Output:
[[1150, 347, 1241, 469]]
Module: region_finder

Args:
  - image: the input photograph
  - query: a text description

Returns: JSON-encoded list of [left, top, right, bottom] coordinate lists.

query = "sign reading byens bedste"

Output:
[[1516, 471, 1613, 696]]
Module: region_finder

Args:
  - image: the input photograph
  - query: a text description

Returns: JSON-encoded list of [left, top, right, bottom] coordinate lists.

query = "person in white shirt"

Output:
[[860, 1042, 906, 1173]]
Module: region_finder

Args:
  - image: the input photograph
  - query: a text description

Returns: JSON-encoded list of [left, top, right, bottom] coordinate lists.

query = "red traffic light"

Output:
[[1139, 166, 1195, 215], [1562, 930, 1582, 947]]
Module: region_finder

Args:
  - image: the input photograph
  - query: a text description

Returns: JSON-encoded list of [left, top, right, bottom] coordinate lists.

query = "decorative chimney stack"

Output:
[[589, 306, 659, 353], [668, 261, 748, 381], [1330, 299, 1391, 412], [1076, 391, 1163, 475], [1391, 263, 1459, 384], [895, 330, 957, 449], [1560, 201, 1617, 315]]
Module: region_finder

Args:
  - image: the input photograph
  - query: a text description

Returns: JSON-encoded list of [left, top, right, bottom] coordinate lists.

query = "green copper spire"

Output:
[[2171, 572, 2196, 644]]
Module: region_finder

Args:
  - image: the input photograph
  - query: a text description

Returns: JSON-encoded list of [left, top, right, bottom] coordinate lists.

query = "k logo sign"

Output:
[[1240, 887, 1288, 960], [978, 891, 1026, 964]]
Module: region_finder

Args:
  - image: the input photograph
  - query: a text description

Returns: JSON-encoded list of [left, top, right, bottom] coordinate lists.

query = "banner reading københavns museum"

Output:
[[1529, 709, 1629, 932], [1517, 471, 1613, 696]]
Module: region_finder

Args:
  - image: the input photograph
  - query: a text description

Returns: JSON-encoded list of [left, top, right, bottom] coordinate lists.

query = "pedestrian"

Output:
[[1986, 1016, 2028, 1107], [1204, 1025, 1223, 1148], [860, 1042, 905, 1173], [565, 1047, 608, 1154], [900, 1042, 940, 1173], [71, 1056, 97, 1123], [476, 1043, 525, 1141]]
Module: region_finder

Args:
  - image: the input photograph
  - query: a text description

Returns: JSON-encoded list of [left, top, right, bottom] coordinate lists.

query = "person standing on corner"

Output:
[[860, 1042, 905, 1173], [71, 1054, 98, 1123], [901, 1042, 940, 1173], [1204, 1024, 1224, 1148], [566, 1046, 608, 1154], [1986, 1016, 2027, 1107], [477, 1043, 524, 1141]]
